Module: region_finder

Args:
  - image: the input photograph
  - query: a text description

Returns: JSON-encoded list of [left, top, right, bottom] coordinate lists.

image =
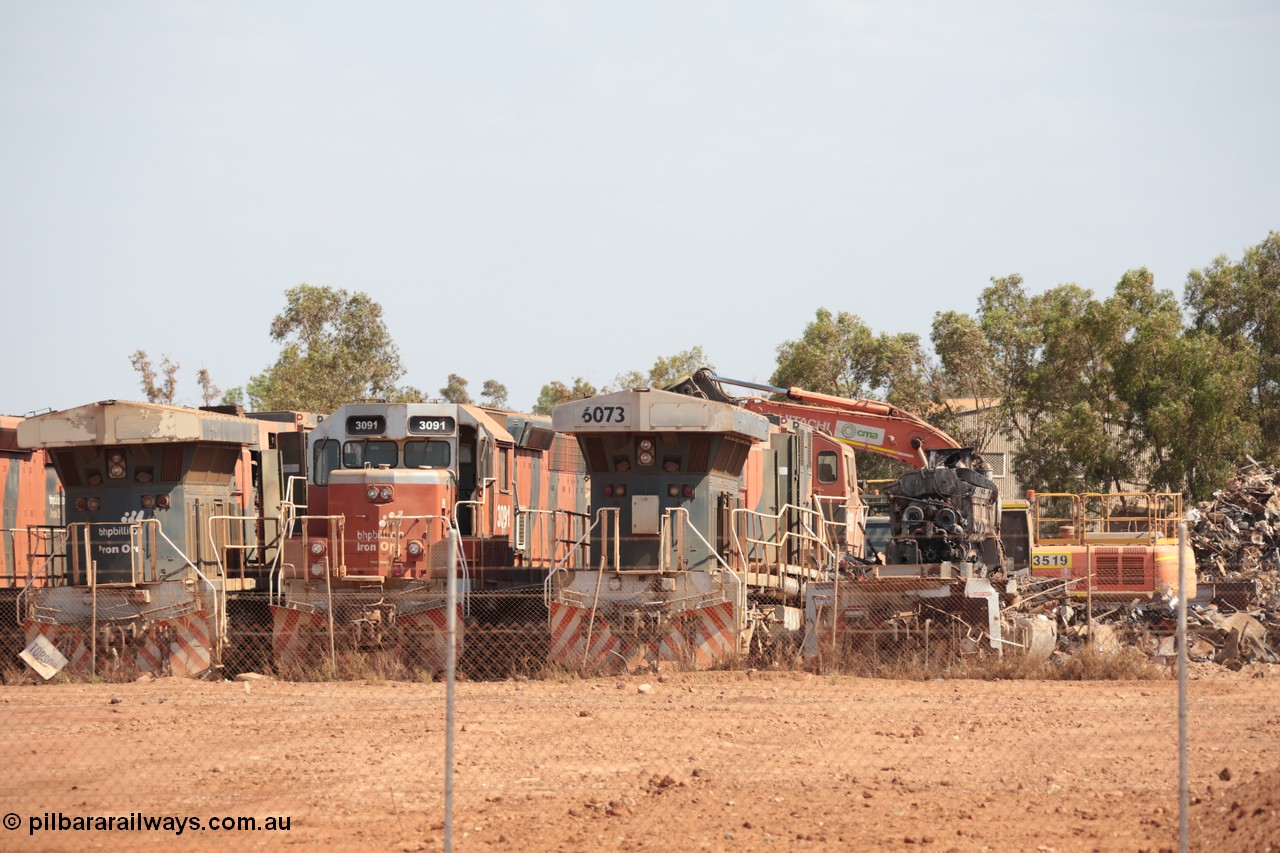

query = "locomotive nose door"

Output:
[[812, 434, 857, 553]]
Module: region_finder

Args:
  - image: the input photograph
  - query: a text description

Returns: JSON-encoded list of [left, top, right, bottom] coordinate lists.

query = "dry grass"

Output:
[[275, 649, 430, 683], [809, 634, 1170, 681]]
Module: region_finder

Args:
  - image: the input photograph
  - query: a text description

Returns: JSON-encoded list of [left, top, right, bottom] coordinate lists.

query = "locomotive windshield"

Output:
[[405, 439, 451, 468], [342, 440, 397, 469], [313, 436, 454, 483]]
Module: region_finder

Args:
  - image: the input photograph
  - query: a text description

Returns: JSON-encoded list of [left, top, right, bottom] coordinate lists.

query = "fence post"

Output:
[[445, 529, 457, 853], [1178, 521, 1188, 853]]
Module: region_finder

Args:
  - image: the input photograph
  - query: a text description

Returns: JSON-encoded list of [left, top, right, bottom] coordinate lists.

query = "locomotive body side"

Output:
[[0, 415, 63, 589], [15, 401, 273, 677]]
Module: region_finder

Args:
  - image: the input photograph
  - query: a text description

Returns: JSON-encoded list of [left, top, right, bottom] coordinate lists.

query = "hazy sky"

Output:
[[2, 1, 1277, 415]]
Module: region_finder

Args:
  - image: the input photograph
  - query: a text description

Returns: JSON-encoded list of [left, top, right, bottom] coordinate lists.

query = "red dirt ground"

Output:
[[1, 663, 1277, 851]]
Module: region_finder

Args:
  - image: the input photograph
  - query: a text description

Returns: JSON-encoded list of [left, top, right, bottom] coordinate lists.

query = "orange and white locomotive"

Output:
[[272, 402, 587, 674], [546, 387, 860, 672]]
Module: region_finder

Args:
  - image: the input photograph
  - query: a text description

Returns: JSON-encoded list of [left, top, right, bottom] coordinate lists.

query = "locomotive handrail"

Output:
[[543, 510, 608, 606], [453, 476, 496, 541], [1, 526, 66, 587], [665, 507, 744, 588], [796, 514, 841, 574], [382, 513, 456, 561], [269, 513, 348, 605], [514, 508, 591, 570], [271, 501, 304, 603], [812, 495, 856, 560], [284, 475, 307, 510], [143, 518, 223, 666], [730, 503, 836, 586], [206, 512, 272, 585], [595, 507, 622, 571], [383, 513, 470, 613], [658, 508, 687, 572], [13, 525, 75, 625]]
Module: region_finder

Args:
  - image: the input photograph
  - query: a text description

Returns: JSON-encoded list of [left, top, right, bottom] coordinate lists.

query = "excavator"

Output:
[[665, 370, 1003, 572]]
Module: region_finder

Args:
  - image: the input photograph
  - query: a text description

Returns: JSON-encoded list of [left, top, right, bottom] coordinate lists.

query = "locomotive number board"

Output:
[[578, 405, 627, 424], [346, 415, 387, 435], [408, 415, 457, 435]]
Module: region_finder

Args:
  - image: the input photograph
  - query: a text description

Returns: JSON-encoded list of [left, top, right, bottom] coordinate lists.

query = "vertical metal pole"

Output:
[[1177, 522, 1188, 853], [1086, 567, 1094, 651], [87, 530, 97, 678], [444, 529, 457, 853]]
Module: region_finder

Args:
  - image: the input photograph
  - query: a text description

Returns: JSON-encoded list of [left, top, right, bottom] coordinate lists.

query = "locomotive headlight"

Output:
[[87, 497, 101, 512], [309, 563, 325, 578], [141, 495, 156, 509], [407, 540, 424, 557], [367, 486, 380, 500], [637, 438, 655, 467], [310, 540, 327, 556], [615, 484, 627, 497], [107, 450, 126, 479], [668, 484, 680, 497], [379, 486, 393, 501]]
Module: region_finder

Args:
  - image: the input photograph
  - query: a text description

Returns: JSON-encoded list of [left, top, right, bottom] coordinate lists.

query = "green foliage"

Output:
[[770, 311, 930, 479], [439, 374, 472, 404], [771, 309, 927, 408], [533, 378, 598, 415], [481, 380, 508, 409], [925, 260, 1261, 499], [247, 284, 413, 412], [1185, 231, 1280, 462], [928, 310, 1002, 452], [614, 346, 714, 390]]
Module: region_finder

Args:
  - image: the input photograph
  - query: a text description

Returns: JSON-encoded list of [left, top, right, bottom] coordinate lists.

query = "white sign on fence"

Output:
[[20, 634, 69, 680]]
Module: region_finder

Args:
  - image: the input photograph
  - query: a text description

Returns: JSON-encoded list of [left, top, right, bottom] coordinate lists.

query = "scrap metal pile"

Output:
[[1183, 459, 1280, 667], [1188, 460, 1280, 595]]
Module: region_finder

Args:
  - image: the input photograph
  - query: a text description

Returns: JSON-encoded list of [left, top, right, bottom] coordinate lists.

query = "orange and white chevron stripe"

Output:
[[396, 606, 463, 675], [135, 612, 216, 677], [270, 604, 328, 671], [548, 599, 738, 673]]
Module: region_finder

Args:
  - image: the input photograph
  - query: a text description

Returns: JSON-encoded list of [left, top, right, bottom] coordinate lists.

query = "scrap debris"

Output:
[[1188, 457, 1280, 591], [1180, 459, 1280, 666]]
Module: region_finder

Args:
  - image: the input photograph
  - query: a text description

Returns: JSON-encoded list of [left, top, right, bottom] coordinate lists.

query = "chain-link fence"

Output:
[[2, 545, 1278, 850], [0, 579, 1222, 684]]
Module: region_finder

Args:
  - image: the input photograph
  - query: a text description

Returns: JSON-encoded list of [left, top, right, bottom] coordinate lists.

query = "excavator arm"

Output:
[[665, 370, 962, 468]]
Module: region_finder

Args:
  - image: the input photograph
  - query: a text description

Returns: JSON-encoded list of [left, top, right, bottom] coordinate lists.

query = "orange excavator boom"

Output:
[[665, 370, 962, 468]]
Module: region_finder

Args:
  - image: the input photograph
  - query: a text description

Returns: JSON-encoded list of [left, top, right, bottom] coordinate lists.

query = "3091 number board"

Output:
[[346, 415, 386, 436], [409, 415, 456, 435]]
